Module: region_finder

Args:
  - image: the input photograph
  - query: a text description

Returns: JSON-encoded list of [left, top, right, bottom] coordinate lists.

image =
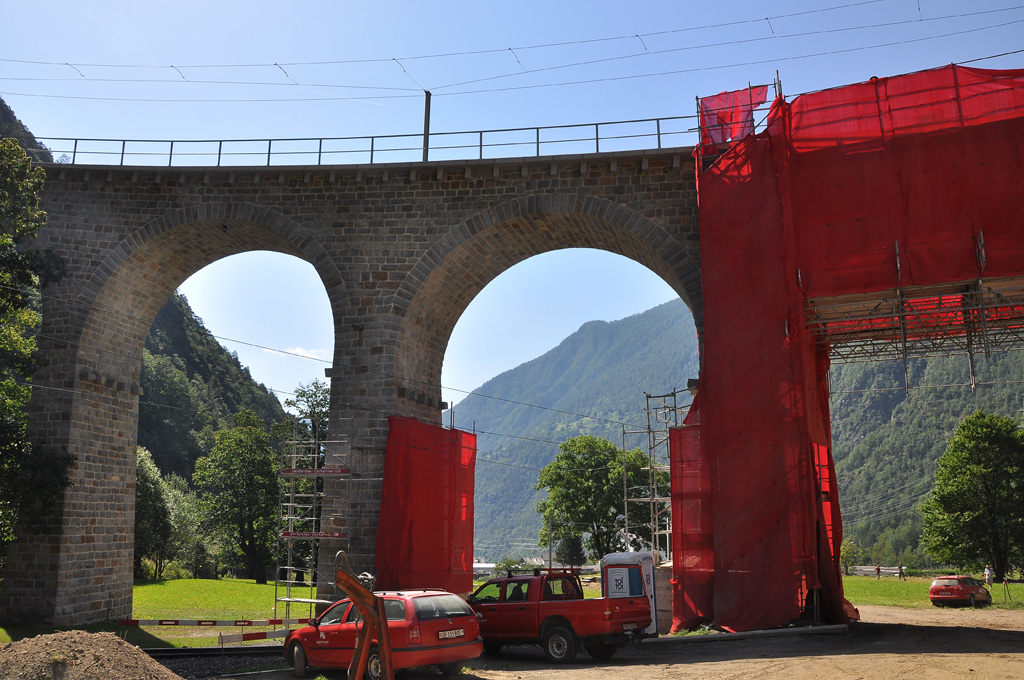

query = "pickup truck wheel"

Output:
[[483, 642, 502, 656], [290, 643, 307, 678], [542, 626, 577, 663], [585, 641, 617, 660]]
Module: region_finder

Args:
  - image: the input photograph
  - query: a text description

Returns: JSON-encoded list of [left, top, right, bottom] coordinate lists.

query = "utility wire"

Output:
[[3, 11, 1021, 104], [431, 7, 1024, 92], [6, 281, 646, 430], [0, 1, 894, 71]]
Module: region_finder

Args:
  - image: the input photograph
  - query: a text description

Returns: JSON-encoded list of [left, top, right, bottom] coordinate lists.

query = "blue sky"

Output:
[[4, 1, 1022, 408]]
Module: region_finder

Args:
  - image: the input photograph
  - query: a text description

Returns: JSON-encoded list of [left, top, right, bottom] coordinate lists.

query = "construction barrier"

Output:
[[118, 618, 309, 627], [118, 618, 311, 646]]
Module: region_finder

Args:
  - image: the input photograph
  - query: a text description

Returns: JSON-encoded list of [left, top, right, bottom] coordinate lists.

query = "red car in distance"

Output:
[[928, 576, 992, 608], [284, 589, 483, 679]]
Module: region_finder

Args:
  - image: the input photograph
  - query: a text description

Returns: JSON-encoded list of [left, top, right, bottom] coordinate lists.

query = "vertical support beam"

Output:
[[422, 91, 432, 163]]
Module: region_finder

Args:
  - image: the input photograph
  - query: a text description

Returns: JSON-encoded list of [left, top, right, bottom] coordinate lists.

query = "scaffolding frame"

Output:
[[806, 277, 1024, 388], [622, 389, 690, 562], [274, 421, 351, 628]]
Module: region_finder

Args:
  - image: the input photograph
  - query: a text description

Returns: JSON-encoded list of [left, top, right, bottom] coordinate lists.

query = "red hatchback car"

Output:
[[928, 576, 992, 607], [284, 589, 482, 679]]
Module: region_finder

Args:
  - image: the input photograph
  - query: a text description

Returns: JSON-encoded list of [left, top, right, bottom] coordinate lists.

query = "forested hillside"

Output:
[[458, 297, 1024, 565], [831, 352, 1024, 565], [456, 300, 699, 560], [0, 97, 50, 162], [140, 292, 286, 478]]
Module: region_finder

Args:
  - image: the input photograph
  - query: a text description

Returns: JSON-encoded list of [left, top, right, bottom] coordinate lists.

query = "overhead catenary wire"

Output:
[[2, 7, 1021, 104], [0, 1, 900, 71], [5, 281, 648, 432]]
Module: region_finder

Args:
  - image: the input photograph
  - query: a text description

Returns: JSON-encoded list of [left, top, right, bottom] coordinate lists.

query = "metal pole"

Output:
[[422, 90, 432, 162], [622, 427, 629, 543], [547, 517, 552, 569]]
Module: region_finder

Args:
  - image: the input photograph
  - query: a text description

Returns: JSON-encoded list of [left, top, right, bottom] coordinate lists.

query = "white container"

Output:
[[600, 551, 658, 635]]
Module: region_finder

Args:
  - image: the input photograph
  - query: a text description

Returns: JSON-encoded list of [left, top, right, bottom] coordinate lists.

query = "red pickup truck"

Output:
[[467, 569, 650, 663]]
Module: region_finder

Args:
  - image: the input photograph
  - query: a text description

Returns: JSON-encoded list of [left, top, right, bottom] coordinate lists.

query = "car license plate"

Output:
[[623, 622, 637, 631], [438, 628, 464, 639]]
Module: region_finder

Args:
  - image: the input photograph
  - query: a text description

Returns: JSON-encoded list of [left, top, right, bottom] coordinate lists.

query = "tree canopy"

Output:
[[134, 447, 173, 577], [536, 435, 664, 560], [921, 410, 1024, 580], [0, 137, 69, 555], [555, 535, 587, 568], [193, 410, 280, 584]]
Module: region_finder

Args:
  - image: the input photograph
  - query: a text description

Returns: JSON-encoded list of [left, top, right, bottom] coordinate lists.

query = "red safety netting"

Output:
[[374, 416, 476, 594], [676, 65, 1024, 632], [782, 65, 1024, 295]]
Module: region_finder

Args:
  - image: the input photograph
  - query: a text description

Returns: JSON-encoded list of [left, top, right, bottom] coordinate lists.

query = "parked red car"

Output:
[[284, 589, 483, 679], [928, 576, 992, 607]]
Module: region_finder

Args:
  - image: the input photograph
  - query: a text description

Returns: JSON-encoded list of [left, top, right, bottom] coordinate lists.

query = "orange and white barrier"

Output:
[[118, 618, 309, 627]]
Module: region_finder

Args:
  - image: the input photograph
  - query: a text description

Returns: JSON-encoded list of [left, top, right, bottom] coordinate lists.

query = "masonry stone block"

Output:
[[0, 148, 701, 626]]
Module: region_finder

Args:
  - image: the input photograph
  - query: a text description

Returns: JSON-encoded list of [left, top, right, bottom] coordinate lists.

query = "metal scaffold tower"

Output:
[[275, 421, 351, 626], [622, 389, 691, 562]]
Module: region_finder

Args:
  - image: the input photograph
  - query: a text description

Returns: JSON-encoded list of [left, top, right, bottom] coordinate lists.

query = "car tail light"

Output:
[[603, 607, 612, 621], [409, 624, 421, 644]]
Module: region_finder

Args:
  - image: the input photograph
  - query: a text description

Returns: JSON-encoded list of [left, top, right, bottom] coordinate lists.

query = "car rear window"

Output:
[[414, 594, 474, 621], [932, 579, 958, 587], [383, 599, 407, 621]]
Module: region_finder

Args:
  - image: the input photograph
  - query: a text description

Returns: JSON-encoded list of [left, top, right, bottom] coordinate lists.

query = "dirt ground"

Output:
[[10, 605, 1018, 680], [255, 605, 1024, 680]]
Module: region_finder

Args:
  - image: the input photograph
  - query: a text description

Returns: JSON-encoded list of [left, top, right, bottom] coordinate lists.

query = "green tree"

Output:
[[0, 137, 68, 555], [134, 447, 173, 578], [193, 410, 280, 584], [555, 535, 587, 568], [492, 556, 524, 578], [536, 435, 660, 559], [921, 410, 1024, 581], [165, 474, 212, 578], [284, 379, 330, 434], [839, 538, 863, 576]]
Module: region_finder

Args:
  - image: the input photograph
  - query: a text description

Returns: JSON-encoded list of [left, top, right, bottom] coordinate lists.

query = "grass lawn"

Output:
[[0, 579, 311, 648], [2, 575, 1021, 647], [842, 574, 1024, 610]]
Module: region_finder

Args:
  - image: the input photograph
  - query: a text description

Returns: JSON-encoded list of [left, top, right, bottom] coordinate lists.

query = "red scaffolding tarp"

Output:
[[674, 65, 1024, 632], [375, 416, 476, 594]]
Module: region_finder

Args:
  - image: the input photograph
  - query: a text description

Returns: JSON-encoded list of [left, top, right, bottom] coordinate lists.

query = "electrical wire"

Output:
[[0, 1, 896, 71], [431, 7, 1024, 92], [436, 19, 1024, 98], [5, 281, 649, 432], [2, 9, 1020, 105]]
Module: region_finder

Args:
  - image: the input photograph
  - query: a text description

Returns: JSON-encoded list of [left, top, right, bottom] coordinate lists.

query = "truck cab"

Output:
[[468, 569, 650, 663]]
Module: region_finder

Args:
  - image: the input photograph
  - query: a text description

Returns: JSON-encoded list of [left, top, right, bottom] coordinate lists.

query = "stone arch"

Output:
[[390, 194, 702, 422], [3, 202, 344, 626], [79, 202, 346, 368]]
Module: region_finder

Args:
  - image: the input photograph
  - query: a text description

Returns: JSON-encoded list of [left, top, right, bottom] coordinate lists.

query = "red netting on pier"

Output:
[[673, 65, 1024, 632], [375, 416, 476, 594]]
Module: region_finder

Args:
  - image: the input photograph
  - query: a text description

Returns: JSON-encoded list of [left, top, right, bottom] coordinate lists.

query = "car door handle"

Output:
[[518, 606, 526, 610]]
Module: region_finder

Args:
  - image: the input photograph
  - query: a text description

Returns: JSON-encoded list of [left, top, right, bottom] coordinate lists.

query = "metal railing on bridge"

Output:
[[31, 115, 699, 167]]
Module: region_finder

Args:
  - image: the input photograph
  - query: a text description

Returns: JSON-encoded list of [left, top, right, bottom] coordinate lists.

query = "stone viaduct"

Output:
[[1, 148, 703, 625]]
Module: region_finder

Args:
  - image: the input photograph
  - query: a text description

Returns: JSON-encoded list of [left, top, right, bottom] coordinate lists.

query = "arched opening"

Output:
[[439, 248, 696, 563], [381, 196, 703, 591], [4, 205, 344, 625]]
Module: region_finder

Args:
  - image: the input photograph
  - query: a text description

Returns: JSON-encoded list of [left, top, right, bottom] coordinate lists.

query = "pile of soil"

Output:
[[0, 630, 184, 680]]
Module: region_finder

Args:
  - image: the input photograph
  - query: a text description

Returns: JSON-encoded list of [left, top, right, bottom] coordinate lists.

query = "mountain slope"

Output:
[[457, 295, 1024, 563], [452, 299, 700, 560], [139, 292, 285, 478]]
